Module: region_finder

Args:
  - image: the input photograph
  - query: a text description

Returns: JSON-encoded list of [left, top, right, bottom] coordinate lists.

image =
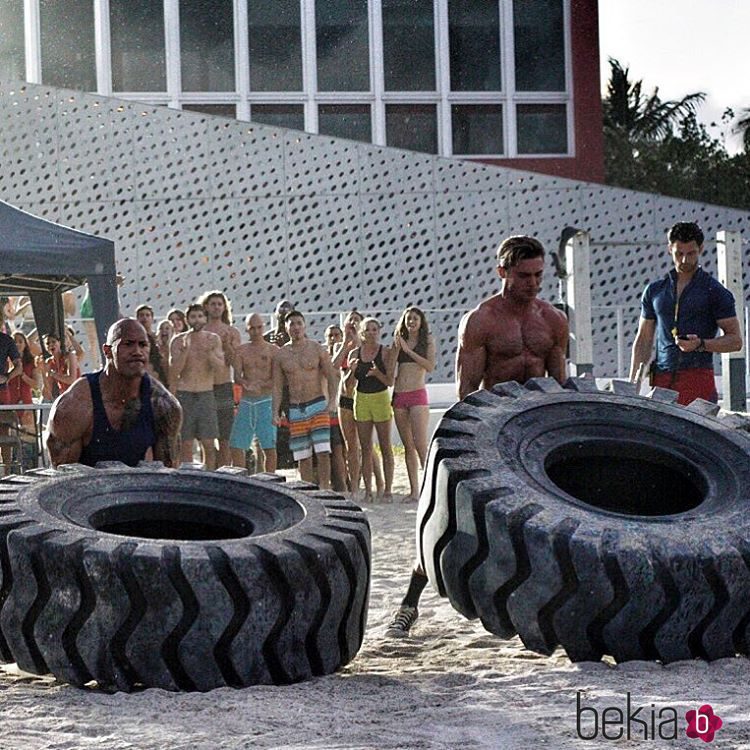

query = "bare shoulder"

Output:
[[48, 377, 92, 435], [536, 299, 568, 328], [459, 296, 501, 340], [150, 377, 182, 427]]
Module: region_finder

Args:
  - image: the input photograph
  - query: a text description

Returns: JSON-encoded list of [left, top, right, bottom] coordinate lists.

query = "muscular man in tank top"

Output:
[[46, 318, 182, 468]]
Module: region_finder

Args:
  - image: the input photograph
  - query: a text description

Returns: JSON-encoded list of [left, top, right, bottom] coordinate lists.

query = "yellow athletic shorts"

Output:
[[353, 389, 393, 422]]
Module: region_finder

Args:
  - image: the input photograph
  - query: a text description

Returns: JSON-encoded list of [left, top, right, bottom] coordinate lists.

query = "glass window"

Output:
[[180, 0, 235, 92], [318, 104, 371, 142], [383, 0, 435, 91], [386, 105, 437, 153], [0, 0, 24, 81], [452, 104, 503, 155], [110, 0, 166, 91], [514, 0, 565, 91], [40, 0, 96, 90], [316, 0, 370, 92], [183, 104, 236, 118], [448, 0, 501, 91], [248, 0, 302, 91], [517, 104, 567, 153], [251, 104, 305, 131]]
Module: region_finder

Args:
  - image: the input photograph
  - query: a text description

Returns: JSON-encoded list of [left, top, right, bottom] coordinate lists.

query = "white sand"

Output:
[[1, 466, 749, 749]]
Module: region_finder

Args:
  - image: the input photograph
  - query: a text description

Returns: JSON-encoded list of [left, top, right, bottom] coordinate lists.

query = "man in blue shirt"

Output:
[[629, 222, 742, 404]]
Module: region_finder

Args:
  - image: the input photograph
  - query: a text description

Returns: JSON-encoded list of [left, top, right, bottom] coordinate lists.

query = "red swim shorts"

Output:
[[392, 387, 429, 409], [650, 367, 717, 406]]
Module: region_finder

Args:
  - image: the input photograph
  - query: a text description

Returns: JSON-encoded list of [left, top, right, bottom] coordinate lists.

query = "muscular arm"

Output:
[[545, 311, 569, 384], [629, 317, 656, 382], [45, 382, 90, 466], [675, 316, 742, 355], [223, 326, 242, 368], [456, 310, 487, 400], [150, 380, 182, 467]]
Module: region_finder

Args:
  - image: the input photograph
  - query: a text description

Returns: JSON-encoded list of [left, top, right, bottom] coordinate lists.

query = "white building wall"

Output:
[[0, 81, 747, 382]]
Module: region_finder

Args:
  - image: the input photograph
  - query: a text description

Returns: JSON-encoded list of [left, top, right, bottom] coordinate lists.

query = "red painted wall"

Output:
[[474, 0, 605, 183]]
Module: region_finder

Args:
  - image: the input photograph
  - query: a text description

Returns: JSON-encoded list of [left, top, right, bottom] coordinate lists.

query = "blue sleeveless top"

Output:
[[79, 371, 156, 467]]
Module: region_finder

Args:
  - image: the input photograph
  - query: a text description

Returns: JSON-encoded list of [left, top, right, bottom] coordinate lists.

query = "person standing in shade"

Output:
[[629, 221, 742, 405]]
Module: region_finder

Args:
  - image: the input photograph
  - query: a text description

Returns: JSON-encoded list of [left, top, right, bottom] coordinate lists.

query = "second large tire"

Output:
[[418, 377, 750, 664], [0, 464, 370, 691]]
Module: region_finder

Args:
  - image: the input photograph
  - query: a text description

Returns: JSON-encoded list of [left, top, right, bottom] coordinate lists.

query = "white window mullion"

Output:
[[502, 0, 516, 157], [94, 0, 112, 95], [234, 0, 249, 119], [563, 0, 574, 156], [370, 0, 385, 145], [164, 0, 182, 108], [435, 0, 451, 156], [24, 0, 41, 83], [301, 0, 318, 132]]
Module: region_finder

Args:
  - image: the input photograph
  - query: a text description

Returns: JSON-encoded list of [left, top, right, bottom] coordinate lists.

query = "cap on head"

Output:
[[276, 299, 293, 314]]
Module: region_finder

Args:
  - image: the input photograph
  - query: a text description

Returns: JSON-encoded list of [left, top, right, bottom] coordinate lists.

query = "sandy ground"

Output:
[[1, 459, 750, 750]]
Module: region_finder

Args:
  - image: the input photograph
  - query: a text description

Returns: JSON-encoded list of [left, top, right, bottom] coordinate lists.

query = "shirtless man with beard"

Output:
[[170, 303, 225, 470], [200, 291, 242, 467]]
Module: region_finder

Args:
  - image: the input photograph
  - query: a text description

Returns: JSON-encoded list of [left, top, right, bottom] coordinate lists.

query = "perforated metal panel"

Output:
[[0, 81, 748, 382]]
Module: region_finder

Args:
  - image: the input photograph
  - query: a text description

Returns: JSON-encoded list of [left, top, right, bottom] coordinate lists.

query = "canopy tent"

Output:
[[0, 201, 118, 349]]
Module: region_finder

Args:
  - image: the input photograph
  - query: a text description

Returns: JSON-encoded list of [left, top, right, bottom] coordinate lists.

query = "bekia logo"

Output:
[[576, 692, 723, 742]]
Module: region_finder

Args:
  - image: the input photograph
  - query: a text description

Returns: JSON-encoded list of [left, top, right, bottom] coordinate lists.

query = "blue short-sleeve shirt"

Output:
[[640, 268, 736, 372]]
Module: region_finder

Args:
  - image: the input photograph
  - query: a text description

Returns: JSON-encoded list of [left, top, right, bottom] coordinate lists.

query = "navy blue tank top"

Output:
[[79, 371, 156, 467]]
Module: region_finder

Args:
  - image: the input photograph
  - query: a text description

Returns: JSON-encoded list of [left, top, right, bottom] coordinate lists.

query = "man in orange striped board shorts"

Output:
[[272, 310, 339, 489]]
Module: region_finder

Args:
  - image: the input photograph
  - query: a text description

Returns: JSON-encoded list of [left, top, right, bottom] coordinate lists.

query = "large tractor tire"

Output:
[[0, 464, 370, 691], [418, 377, 750, 664]]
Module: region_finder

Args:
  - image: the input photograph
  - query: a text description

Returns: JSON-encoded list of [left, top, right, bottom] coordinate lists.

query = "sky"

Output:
[[598, 0, 750, 153]]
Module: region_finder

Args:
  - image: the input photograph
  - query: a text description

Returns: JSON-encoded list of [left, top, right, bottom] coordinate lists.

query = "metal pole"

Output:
[[565, 231, 594, 376], [716, 230, 746, 411]]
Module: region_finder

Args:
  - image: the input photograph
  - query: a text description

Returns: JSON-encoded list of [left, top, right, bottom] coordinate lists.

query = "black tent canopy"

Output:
[[0, 200, 119, 348]]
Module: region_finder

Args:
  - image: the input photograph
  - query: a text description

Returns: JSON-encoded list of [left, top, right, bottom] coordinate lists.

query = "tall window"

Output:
[[514, 0, 565, 91], [110, 0, 166, 91], [181, 0, 234, 91], [248, 0, 302, 91], [316, 0, 369, 91], [448, 0, 501, 91], [382, 0, 434, 91], [40, 0, 96, 90], [0, 0, 24, 81]]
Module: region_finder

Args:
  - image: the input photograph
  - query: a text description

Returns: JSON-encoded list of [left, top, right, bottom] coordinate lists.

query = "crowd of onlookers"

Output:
[[0, 290, 436, 499]]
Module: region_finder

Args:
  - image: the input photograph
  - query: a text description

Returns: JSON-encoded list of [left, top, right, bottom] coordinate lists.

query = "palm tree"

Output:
[[733, 109, 750, 151], [603, 58, 705, 140]]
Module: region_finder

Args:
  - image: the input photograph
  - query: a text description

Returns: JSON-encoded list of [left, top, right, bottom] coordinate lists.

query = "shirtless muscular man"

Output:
[[387, 234, 570, 637]]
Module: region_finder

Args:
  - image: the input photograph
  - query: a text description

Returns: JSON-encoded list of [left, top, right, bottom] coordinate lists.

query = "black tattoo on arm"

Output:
[[151, 382, 182, 467]]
